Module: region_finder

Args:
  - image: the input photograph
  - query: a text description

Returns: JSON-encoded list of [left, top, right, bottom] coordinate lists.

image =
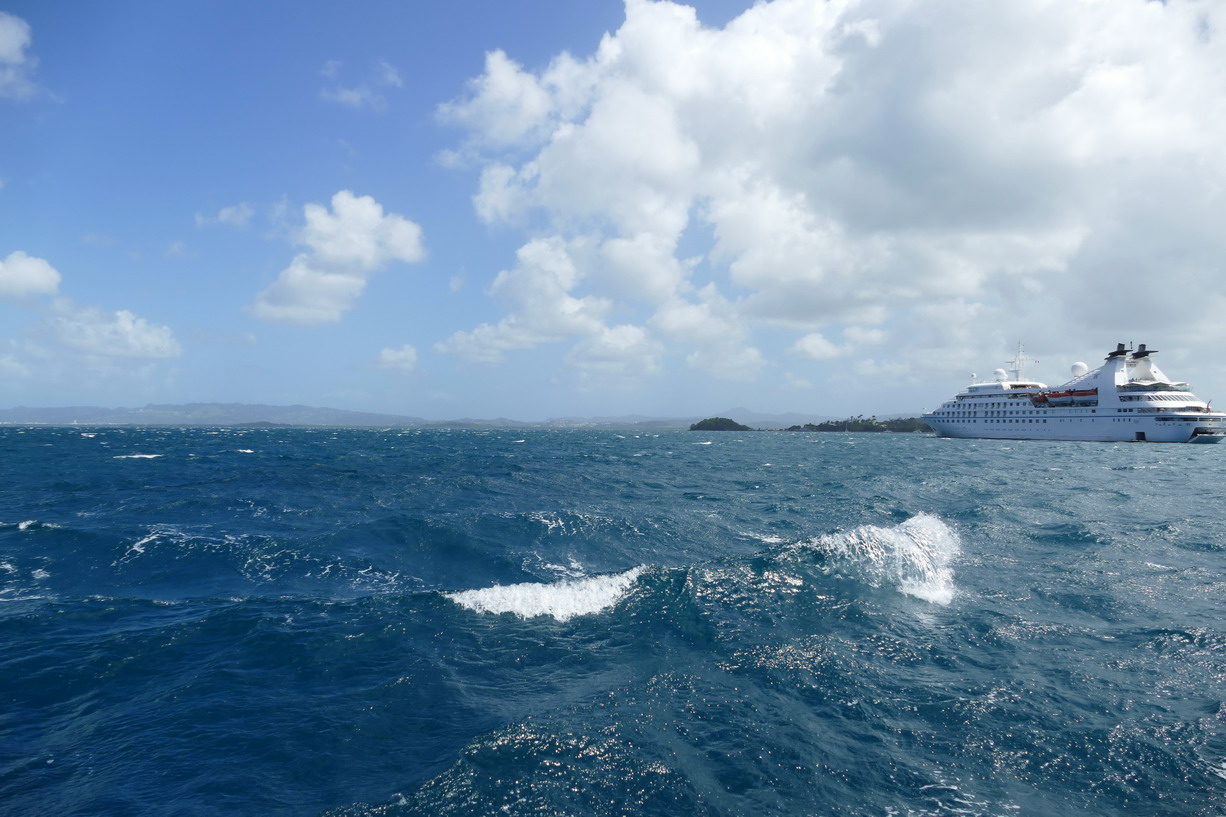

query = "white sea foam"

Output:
[[742, 531, 787, 545], [9, 520, 60, 532], [115, 530, 162, 564], [807, 514, 960, 604], [445, 567, 645, 622], [528, 511, 569, 534], [113, 453, 163, 459], [524, 550, 587, 580]]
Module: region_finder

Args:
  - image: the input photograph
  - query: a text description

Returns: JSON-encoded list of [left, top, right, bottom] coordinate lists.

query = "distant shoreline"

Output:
[[691, 415, 931, 433], [0, 403, 927, 432]]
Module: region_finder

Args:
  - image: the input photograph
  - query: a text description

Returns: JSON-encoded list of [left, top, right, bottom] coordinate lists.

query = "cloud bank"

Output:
[[437, 0, 1226, 385], [0, 251, 182, 386], [49, 300, 182, 359]]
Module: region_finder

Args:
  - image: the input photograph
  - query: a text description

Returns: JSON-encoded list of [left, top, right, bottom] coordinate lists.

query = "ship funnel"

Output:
[[1107, 342, 1128, 359], [1133, 343, 1156, 358]]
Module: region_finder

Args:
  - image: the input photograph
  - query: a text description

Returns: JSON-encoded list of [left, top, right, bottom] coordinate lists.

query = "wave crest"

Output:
[[445, 567, 645, 622], [806, 514, 960, 604]]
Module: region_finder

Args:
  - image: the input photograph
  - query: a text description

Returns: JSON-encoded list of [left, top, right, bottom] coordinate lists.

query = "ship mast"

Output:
[[1006, 342, 1038, 382]]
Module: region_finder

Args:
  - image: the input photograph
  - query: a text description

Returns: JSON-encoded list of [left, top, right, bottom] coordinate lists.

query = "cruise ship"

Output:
[[923, 343, 1226, 443]]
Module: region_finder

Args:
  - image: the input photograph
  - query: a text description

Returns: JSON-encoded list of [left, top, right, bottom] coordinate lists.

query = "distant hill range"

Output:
[[0, 402, 858, 430], [0, 403, 428, 427]]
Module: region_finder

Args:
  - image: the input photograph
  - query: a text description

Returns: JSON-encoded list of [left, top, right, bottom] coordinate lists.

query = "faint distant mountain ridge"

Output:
[[0, 403, 428, 427], [0, 403, 847, 429]]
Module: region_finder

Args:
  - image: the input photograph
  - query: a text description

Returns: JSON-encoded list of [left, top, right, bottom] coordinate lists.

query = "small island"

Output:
[[690, 417, 753, 431], [785, 416, 930, 433], [689, 415, 931, 432]]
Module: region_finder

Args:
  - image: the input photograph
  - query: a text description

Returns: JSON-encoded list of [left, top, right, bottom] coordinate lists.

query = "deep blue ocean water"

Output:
[[1, 426, 1223, 816]]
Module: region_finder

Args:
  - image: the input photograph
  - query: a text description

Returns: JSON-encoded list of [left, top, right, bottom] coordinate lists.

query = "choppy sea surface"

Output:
[[1, 426, 1223, 816]]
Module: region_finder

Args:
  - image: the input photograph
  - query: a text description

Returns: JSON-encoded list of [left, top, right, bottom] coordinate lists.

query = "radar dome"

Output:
[[993, 368, 1008, 381], [1071, 362, 1089, 377]]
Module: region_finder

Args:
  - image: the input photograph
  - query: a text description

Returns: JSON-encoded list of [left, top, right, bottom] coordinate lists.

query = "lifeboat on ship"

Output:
[[1033, 388, 1097, 406]]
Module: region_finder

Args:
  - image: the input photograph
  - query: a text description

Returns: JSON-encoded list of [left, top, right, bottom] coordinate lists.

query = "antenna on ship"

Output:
[[1133, 343, 1156, 358], [1006, 342, 1038, 382]]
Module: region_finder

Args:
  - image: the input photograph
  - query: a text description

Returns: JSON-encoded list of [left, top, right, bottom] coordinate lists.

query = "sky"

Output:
[[3, 0, 1226, 421]]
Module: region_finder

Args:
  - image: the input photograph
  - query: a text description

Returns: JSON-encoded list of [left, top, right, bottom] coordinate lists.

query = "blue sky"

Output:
[[3, 1, 1226, 421]]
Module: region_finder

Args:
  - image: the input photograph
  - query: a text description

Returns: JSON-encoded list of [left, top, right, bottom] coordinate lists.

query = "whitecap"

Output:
[[114, 530, 161, 565], [525, 552, 587, 580], [113, 454, 163, 459], [445, 567, 645, 622], [742, 531, 787, 545], [804, 514, 960, 604]]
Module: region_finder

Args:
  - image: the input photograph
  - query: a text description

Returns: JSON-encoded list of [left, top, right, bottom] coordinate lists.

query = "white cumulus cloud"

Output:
[[377, 344, 418, 373], [438, 50, 560, 149], [50, 299, 182, 359], [253, 190, 424, 325], [435, 237, 610, 363], [565, 324, 664, 384], [790, 332, 841, 361], [0, 251, 60, 298]]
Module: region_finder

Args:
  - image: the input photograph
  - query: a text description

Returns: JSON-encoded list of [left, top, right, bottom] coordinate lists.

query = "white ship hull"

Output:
[[922, 343, 1226, 444], [926, 415, 1225, 443]]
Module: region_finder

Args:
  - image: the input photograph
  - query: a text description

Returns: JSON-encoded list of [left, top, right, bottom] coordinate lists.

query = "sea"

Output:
[[1, 426, 1223, 817]]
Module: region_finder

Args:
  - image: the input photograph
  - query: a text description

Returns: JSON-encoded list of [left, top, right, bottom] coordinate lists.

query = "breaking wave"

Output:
[[800, 513, 960, 604], [445, 567, 645, 622]]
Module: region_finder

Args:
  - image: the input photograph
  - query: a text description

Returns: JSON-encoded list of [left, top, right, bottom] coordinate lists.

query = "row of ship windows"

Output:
[[934, 407, 1190, 417], [937, 419, 1049, 423], [934, 418, 1145, 424], [934, 409, 1097, 417], [957, 395, 1182, 406], [936, 416, 1216, 424]]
